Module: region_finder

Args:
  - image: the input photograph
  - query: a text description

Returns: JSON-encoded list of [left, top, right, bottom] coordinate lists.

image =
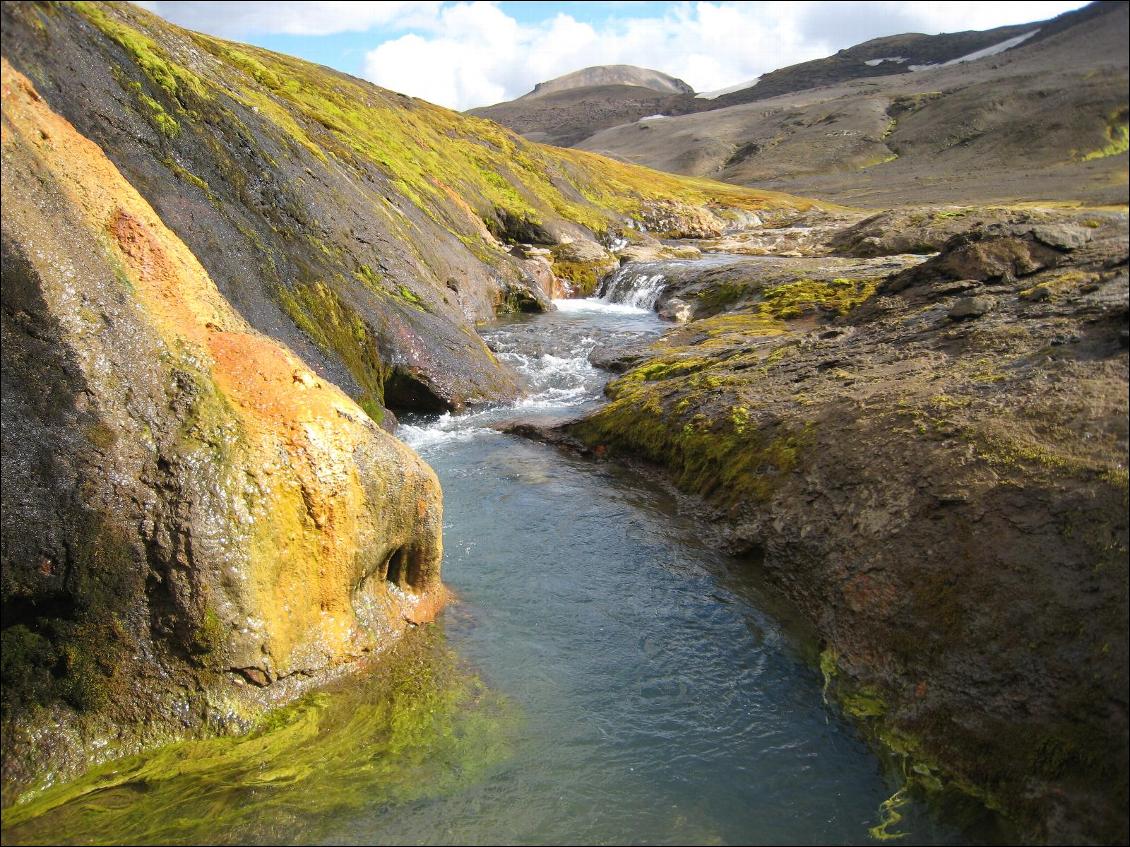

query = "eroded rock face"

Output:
[[1, 62, 444, 796], [568, 213, 1130, 843]]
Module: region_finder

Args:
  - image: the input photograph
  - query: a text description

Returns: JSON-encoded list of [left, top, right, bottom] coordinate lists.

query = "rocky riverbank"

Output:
[[557, 209, 1130, 843]]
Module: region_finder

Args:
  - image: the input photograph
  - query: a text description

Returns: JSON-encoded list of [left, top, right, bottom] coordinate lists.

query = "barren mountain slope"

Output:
[[578, 1, 1128, 206]]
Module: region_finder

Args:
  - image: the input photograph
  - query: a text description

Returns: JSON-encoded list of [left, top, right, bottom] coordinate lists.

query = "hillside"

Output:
[[2, 2, 804, 419], [470, 65, 695, 147], [470, 83, 684, 147]]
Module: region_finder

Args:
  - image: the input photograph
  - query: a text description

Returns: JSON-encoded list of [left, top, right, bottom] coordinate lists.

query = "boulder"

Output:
[[948, 295, 996, 320]]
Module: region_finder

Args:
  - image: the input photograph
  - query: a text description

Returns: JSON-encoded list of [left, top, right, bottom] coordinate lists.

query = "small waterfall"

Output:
[[598, 265, 667, 310], [397, 303, 663, 448]]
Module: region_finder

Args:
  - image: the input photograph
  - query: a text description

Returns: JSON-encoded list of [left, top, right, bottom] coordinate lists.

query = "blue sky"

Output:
[[136, 1, 1092, 110]]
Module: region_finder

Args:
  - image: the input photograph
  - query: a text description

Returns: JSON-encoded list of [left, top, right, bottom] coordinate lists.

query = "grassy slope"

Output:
[[74, 2, 813, 241]]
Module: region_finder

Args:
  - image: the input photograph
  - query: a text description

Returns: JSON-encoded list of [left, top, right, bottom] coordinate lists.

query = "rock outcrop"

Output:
[[568, 211, 1130, 843], [1, 59, 446, 796]]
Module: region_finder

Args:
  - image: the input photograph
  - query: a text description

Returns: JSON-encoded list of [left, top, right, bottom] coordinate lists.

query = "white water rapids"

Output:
[[398, 298, 663, 449], [596, 266, 669, 310]]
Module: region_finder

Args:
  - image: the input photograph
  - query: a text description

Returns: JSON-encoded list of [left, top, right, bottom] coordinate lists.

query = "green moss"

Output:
[[858, 152, 898, 169], [1, 512, 140, 718], [276, 281, 392, 418], [113, 69, 182, 139], [842, 686, 888, 719], [550, 258, 615, 297], [625, 358, 713, 384], [690, 276, 880, 324], [140, 94, 180, 137], [1081, 108, 1129, 161], [574, 359, 813, 506], [353, 264, 383, 292], [78, 2, 816, 264], [191, 606, 226, 658], [77, 3, 209, 103], [397, 284, 426, 309], [358, 397, 386, 426], [1017, 269, 1090, 302], [162, 157, 218, 205], [759, 277, 880, 320], [869, 786, 911, 841], [931, 208, 968, 220], [0, 626, 59, 714], [694, 279, 752, 312], [1, 628, 513, 844]]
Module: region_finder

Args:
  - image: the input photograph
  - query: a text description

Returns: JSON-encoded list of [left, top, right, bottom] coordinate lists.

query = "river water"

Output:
[[2, 297, 974, 845]]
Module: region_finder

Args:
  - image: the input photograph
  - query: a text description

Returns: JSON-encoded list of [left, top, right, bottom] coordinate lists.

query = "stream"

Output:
[[2, 292, 975, 845]]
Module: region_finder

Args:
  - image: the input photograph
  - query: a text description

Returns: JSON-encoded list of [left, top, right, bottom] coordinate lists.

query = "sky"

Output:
[[135, 1, 1092, 110]]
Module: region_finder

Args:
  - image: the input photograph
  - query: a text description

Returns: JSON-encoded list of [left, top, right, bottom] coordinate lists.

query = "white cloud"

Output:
[[360, 1, 1089, 110], [137, 1, 1092, 111], [364, 1, 816, 109]]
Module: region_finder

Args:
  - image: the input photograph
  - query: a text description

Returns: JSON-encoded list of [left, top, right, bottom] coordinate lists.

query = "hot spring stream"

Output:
[[2, 297, 978, 845]]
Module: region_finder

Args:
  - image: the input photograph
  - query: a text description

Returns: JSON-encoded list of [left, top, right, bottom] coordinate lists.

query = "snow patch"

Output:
[[696, 77, 761, 100], [910, 30, 1038, 72], [864, 57, 907, 67]]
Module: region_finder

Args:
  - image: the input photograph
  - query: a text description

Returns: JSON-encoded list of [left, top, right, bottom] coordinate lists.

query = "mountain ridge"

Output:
[[522, 64, 693, 99]]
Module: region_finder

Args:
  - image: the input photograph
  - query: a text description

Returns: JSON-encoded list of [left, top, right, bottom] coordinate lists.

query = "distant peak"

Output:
[[523, 65, 694, 99]]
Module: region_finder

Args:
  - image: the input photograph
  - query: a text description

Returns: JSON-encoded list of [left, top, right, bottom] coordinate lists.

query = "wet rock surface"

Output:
[[1, 60, 445, 799]]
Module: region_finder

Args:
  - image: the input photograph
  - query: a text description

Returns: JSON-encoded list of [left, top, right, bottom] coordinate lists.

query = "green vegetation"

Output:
[[693, 275, 881, 320], [1081, 108, 1129, 161], [0, 512, 139, 716], [191, 606, 226, 659], [570, 273, 884, 506], [574, 358, 813, 506], [162, 156, 218, 204], [77, 2, 209, 103], [140, 93, 180, 137], [396, 284, 426, 309], [353, 264, 383, 292], [760, 277, 879, 319], [108, 66, 182, 138], [80, 2, 811, 247], [276, 281, 392, 422], [869, 787, 911, 841], [551, 258, 616, 297], [182, 28, 809, 237], [1, 629, 513, 844]]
